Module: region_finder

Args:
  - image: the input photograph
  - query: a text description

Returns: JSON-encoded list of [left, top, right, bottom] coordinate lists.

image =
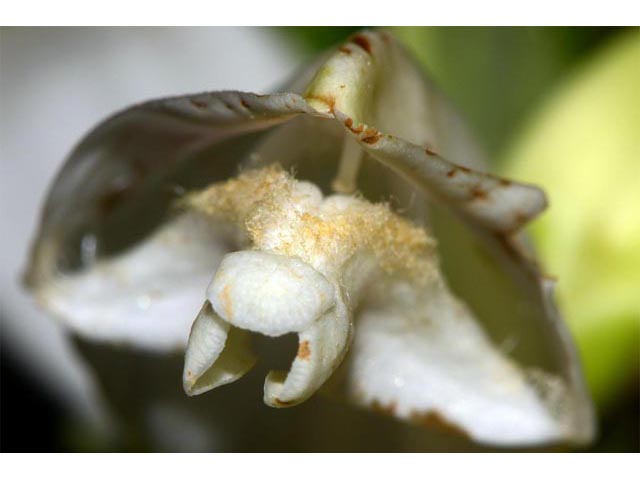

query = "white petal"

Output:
[[25, 90, 313, 306], [335, 109, 547, 234], [34, 213, 230, 350], [264, 290, 351, 407], [207, 250, 336, 337], [183, 301, 255, 396], [26, 89, 316, 350], [348, 277, 570, 446], [429, 203, 595, 444]]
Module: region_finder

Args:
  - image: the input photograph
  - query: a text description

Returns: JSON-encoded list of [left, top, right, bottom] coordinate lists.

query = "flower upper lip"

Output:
[[24, 29, 595, 447], [207, 250, 336, 337]]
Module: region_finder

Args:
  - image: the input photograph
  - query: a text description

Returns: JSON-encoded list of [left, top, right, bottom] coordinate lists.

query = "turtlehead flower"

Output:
[[25, 30, 594, 447]]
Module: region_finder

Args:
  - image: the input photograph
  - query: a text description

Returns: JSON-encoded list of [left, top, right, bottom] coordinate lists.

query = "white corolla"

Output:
[[25, 30, 594, 447]]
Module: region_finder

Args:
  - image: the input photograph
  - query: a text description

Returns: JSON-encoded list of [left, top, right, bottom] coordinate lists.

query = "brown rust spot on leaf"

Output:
[[470, 185, 488, 201], [362, 127, 381, 144], [485, 173, 513, 187], [446, 168, 458, 178], [410, 410, 471, 440], [338, 46, 352, 55], [458, 165, 471, 173], [425, 146, 438, 156], [297, 340, 311, 360], [240, 98, 250, 108], [306, 94, 336, 112], [344, 117, 364, 134], [351, 34, 373, 54]]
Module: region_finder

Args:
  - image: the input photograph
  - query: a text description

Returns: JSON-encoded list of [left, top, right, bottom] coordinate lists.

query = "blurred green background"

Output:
[[281, 27, 639, 452]]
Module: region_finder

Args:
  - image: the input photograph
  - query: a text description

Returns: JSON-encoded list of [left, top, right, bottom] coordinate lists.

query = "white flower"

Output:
[[25, 30, 594, 447]]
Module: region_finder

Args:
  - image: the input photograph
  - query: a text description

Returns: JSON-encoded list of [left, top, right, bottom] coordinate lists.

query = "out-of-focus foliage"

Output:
[[504, 31, 640, 409], [391, 27, 621, 159]]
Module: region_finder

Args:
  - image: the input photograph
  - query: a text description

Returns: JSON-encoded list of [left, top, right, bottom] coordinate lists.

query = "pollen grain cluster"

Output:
[[182, 164, 437, 279]]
